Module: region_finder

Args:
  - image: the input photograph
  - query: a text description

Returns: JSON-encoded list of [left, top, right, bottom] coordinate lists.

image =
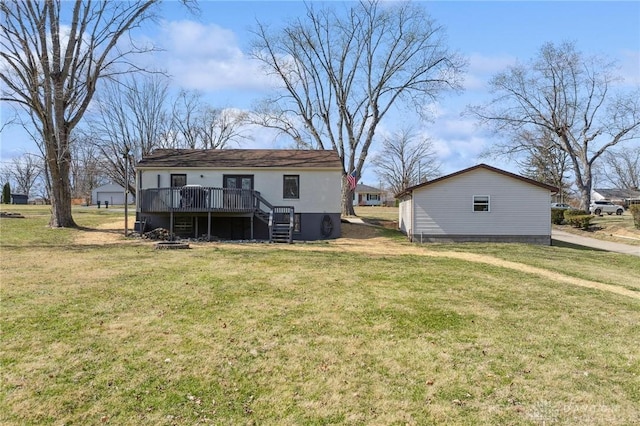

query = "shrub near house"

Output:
[[551, 208, 566, 225], [630, 205, 640, 229], [564, 209, 593, 230]]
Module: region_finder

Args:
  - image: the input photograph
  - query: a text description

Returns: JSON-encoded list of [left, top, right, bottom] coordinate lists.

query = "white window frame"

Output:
[[473, 195, 490, 212]]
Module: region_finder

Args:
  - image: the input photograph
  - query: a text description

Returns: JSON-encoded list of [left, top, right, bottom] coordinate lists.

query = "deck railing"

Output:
[[139, 187, 258, 213]]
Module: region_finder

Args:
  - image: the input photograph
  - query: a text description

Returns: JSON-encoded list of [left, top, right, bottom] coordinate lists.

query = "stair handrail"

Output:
[[288, 206, 294, 243], [254, 190, 274, 213]]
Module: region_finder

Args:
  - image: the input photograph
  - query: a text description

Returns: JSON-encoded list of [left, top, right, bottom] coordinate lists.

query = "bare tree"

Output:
[[1, 0, 163, 227], [170, 90, 252, 150], [198, 107, 250, 149], [0, 153, 44, 200], [0, 165, 11, 190], [503, 129, 573, 199], [600, 146, 640, 190], [251, 0, 465, 215], [171, 89, 203, 149], [468, 42, 640, 211], [69, 136, 107, 201], [83, 75, 170, 194], [9, 153, 43, 198], [372, 129, 440, 196]]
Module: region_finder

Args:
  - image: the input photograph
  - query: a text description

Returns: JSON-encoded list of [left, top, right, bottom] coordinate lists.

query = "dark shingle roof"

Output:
[[593, 188, 640, 200], [395, 163, 559, 198], [137, 149, 342, 169], [356, 184, 383, 193]]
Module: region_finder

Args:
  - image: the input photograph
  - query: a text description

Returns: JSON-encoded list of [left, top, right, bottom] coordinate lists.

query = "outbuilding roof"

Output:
[[395, 163, 559, 198], [137, 149, 343, 169]]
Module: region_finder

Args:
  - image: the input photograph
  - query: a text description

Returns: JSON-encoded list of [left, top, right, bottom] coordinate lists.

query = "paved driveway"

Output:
[[552, 230, 640, 257]]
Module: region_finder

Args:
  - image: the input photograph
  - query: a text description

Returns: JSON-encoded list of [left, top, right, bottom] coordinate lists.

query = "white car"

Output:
[[551, 203, 574, 210], [589, 201, 624, 216]]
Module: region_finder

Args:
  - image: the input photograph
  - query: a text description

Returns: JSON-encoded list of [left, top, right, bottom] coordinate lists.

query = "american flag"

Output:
[[347, 170, 357, 190]]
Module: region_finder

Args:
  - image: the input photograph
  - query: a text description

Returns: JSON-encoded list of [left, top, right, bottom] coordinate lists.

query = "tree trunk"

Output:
[[341, 182, 356, 216], [575, 163, 593, 213], [46, 137, 77, 228]]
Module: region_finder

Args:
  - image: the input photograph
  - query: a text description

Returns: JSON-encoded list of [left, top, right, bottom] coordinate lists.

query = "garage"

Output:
[[91, 184, 134, 206]]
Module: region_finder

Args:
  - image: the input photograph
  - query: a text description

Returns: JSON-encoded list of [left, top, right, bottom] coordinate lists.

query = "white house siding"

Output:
[[139, 168, 342, 214], [410, 168, 552, 244]]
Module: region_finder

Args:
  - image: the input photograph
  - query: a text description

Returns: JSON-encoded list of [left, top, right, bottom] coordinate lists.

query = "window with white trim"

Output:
[[473, 195, 490, 212], [283, 175, 299, 199]]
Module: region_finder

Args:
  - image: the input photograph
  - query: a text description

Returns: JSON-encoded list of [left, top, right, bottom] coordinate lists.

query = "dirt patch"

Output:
[[339, 222, 382, 239], [75, 219, 138, 245]]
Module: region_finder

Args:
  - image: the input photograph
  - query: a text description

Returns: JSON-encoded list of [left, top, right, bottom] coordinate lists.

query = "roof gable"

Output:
[[137, 149, 343, 169], [396, 164, 558, 197]]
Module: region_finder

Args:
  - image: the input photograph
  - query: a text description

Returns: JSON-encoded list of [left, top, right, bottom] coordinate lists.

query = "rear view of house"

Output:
[[136, 149, 342, 242], [397, 164, 558, 245]]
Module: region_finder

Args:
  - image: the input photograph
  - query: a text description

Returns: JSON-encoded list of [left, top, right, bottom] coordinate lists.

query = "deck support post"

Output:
[[170, 210, 174, 241]]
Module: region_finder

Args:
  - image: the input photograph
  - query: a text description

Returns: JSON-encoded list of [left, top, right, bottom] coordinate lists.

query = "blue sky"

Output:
[[2, 1, 639, 186]]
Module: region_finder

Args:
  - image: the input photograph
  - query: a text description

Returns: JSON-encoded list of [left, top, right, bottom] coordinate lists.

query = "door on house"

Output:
[[170, 174, 187, 207], [223, 175, 253, 209]]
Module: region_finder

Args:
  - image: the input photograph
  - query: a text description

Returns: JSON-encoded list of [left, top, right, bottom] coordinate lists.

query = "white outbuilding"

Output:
[[91, 184, 134, 206], [396, 164, 558, 245]]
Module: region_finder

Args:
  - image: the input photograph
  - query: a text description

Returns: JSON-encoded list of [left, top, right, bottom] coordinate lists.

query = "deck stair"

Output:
[[253, 191, 294, 243], [269, 208, 294, 243]]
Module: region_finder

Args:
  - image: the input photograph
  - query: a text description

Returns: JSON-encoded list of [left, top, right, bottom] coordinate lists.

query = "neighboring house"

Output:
[[592, 188, 640, 208], [396, 164, 558, 245], [92, 184, 135, 206], [353, 184, 384, 206], [10, 194, 28, 204], [135, 149, 343, 242]]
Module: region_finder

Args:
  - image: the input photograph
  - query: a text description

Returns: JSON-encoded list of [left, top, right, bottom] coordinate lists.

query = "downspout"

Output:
[[410, 192, 414, 242]]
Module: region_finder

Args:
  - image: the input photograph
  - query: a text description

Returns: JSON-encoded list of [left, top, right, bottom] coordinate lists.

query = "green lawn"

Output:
[[1, 206, 639, 425]]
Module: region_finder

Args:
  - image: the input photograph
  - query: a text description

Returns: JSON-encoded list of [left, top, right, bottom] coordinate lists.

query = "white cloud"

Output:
[[156, 20, 275, 92], [463, 53, 516, 91], [618, 49, 640, 87]]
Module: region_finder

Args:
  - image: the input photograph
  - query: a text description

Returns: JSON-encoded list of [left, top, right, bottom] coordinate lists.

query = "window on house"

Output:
[[367, 193, 380, 201], [171, 174, 187, 187], [283, 175, 299, 199], [473, 195, 490, 212]]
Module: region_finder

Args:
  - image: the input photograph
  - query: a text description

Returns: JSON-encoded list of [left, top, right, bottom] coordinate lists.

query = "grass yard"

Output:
[[1, 206, 639, 425]]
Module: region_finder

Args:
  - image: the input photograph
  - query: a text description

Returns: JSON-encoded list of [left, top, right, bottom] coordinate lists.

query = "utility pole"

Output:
[[123, 147, 130, 236]]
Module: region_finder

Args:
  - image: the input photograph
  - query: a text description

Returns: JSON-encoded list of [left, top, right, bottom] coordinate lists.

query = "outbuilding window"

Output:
[[473, 195, 490, 212]]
